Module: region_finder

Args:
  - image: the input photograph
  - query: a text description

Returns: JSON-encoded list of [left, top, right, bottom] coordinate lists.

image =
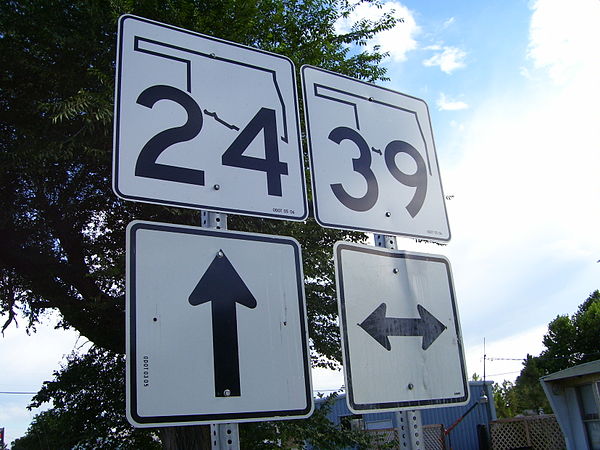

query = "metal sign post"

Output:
[[210, 423, 239, 450], [201, 211, 239, 450], [374, 234, 423, 450], [396, 410, 424, 450]]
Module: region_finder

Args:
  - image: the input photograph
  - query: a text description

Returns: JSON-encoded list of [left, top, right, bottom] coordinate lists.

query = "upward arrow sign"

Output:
[[188, 250, 257, 397]]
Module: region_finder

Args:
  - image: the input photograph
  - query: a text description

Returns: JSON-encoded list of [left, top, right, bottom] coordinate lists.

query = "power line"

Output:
[[486, 351, 600, 362], [486, 357, 524, 361], [487, 371, 521, 377], [0, 391, 37, 395]]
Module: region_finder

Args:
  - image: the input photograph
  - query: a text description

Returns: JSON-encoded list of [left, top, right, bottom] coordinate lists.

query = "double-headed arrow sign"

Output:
[[358, 302, 446, 351], [189, 250, 257, 398], [334, 242, 469, 413]]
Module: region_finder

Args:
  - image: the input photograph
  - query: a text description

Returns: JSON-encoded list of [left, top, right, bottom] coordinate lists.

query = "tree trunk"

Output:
[[159, 425, 212, 450]]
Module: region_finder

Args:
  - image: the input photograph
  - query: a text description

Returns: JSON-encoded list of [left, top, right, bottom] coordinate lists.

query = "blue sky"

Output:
[[2, 0, 600, 445], [319, 0, 600, 395]]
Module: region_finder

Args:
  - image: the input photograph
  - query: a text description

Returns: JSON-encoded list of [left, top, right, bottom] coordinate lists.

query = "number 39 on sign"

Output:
[[113, 15, 308, 221], [301, 66, 451, 240]]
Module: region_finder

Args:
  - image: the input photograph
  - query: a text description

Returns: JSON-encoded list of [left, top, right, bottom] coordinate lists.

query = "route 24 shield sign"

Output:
[[114, 15, 307, 221]]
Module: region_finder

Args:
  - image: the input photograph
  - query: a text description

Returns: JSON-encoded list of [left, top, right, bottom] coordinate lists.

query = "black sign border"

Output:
[[127, 221, 313, 425], [301, 65, 451, 241], [335, 242, 468, 412], [114, 15, 308, 222]]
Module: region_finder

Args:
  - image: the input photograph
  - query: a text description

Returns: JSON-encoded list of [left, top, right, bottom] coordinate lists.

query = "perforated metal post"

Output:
[[374, 234, 423, 450], [201, 210, 227, 230], [201, 210, 240, 450], [396, 410, 424, 450], [374, 233, 397, 250], [210, 423, 240, 450]]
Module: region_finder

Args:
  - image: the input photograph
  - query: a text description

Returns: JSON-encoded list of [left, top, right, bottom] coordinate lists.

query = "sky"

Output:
[[2, 0, 600, 445], [317, 0, 600, 392]]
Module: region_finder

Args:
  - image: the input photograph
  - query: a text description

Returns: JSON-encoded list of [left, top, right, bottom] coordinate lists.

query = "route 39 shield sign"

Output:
[[302, 66, 450, 240], [114, 15, 307, 221]]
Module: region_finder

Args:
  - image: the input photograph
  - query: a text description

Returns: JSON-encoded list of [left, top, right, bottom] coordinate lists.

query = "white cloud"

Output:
[[423, 46, 467, 74], [442, 17, 456, 29], [311, 366, 344, 392], [427, 1, 600, 377], [519, 66, 535, 80], [449, 120, 465, 132], [336, 1, 420, 62], [437, 93, 469, 111], [528, 0, 600, 84], [440, 62, 600, 355]]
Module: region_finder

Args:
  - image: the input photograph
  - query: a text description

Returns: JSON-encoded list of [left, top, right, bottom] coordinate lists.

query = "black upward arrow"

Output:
[[358, 302, 446, 351], [188, 250, 257, 397]]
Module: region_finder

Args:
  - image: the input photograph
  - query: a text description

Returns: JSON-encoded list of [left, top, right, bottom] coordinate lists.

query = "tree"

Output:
[[241, 392, 377, 449], [0, 0, 394, 360], [512, 355, 551, 414], [539, 290, 600, 371], [11, 348, 161, 450], [492, 380, 518, 419], [538, 314, 577, 373], [571, 289, 600, 364], [1, 0, 399, 447], [494, 290, 600, 416], [13, 347, 376, 449]]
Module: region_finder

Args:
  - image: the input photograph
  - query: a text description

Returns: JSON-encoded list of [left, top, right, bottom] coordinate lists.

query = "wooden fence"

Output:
[[490, 415, 566, 450], [367, 424, 446, 449]]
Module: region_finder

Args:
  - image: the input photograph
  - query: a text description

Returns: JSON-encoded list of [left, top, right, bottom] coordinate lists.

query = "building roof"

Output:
[[540, 359, 600, 382]]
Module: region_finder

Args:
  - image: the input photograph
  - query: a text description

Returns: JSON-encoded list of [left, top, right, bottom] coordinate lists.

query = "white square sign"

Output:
[[302, 66, 450, 240], [334, 242, 468, 413], [114, 16, 307, 220], [126, 221, 313, 426]]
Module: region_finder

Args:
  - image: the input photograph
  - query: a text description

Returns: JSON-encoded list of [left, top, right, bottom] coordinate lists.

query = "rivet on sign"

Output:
[[385, 211, 392, 217], [217, 250, 224, 258], [210, 53, 216, 58], [393, 268, 399, 274], [408, 383, 414, 390], [368, 97, 374, 102], [213, 184, 220, 190], [223, 389, 231, 397]]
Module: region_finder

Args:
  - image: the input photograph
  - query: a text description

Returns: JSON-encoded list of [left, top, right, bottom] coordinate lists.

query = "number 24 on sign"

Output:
[[135, 84, 288, 198]]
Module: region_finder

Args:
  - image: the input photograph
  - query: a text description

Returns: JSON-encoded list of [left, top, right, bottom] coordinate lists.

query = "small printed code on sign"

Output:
[[273, 208, 295, 215], [427, 230, 443, 236]]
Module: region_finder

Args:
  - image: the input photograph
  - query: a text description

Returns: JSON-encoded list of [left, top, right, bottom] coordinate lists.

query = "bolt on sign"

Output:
[[334, 242, 468, 413], [126, 221, 313, 426], [302, 65, 451, 240], [114, 15, 308, 221]]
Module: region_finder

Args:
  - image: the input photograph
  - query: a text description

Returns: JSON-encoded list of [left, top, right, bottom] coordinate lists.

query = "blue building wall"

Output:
[[314, 381, 496, 449]]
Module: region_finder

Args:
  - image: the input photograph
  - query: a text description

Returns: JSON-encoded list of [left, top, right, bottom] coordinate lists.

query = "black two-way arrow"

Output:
[[358, 302, 446, 351], [188, 250, 257, 397]]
